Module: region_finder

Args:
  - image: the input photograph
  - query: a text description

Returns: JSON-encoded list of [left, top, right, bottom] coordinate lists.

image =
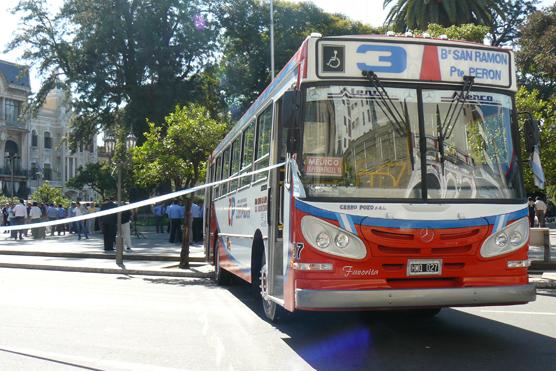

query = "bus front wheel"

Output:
[[259, 250, 282, 322]]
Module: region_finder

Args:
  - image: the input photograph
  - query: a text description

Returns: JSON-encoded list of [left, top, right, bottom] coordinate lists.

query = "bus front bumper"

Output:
[[295, 284, 536, 310]]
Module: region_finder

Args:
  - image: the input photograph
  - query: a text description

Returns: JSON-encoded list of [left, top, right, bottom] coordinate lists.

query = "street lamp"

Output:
[[4, 152, 20, 197], [104, 131, 136, 265]]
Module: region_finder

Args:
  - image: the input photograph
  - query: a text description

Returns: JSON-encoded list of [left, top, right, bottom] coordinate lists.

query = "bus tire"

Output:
[[259, 246, 284, 322], [214, 238, 232, 286]]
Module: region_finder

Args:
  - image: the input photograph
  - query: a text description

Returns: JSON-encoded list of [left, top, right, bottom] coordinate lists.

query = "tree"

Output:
[[66, 163, 117, 201], [383, 0, 504, 32], [30, 182, 70, 207], [218, 0, 381, 118], [424, 23, 490, 43], [8, 0, 222, 148], [133, 104, 227, 268], [486, 0, 539, 46], [516, 4, 556, 99]]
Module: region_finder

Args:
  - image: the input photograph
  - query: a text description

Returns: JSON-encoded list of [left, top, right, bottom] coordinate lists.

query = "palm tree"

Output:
[[383, 0, 504, 32]]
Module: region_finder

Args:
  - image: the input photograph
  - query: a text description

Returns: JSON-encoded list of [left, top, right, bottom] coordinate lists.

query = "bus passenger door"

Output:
[[267, 99, 288, 304]]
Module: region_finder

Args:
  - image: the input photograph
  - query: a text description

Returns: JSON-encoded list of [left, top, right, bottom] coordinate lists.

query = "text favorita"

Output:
[[342, 266, 379, 277]]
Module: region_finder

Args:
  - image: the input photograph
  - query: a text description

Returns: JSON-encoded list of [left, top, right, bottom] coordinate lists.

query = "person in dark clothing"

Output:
[[100, 198, 118, 251], [528, 197, 536, 228]]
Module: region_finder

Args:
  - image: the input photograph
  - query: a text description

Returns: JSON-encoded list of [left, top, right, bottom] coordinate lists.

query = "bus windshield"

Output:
[[300, 84, 523, 201]]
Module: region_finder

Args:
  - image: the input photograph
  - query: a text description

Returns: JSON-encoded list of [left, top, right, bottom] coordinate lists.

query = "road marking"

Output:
[[480, 310, 556, 316]]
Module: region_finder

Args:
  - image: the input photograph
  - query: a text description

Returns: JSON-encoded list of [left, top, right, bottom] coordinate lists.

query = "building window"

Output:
[[43, 163, 52, 181], [31, 130, 38, 147], [31, 162, 37, 180], [44, 132, 52, 149], [5, 99, 21, 125]]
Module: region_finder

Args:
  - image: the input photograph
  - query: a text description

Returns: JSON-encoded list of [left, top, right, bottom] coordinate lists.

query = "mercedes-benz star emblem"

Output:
[[419, 228, 435, 243]]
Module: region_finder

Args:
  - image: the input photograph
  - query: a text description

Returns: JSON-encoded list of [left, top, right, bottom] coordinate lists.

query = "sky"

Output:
[[0, 0, 555, 91]]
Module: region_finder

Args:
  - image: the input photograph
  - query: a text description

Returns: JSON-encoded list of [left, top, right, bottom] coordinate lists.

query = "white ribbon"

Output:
[[0, 162, 286, 233]]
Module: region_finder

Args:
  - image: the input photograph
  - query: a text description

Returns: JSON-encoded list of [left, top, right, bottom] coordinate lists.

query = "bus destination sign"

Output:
[[317, 40, 513, 88]]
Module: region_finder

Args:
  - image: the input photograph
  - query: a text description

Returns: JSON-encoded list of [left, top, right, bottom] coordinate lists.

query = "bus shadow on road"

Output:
[[225, 279, 556, 371]]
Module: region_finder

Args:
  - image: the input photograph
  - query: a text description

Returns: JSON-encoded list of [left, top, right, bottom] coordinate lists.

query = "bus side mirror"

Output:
[[280, 90, 301, 152], [524, 116, 541, 155]]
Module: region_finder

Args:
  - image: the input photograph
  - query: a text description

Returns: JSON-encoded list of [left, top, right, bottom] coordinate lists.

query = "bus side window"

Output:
[[240, 120, 255, 187], [213, 156, 221, 198], [230, 137, 241, 191], [221, 147, 231, 195], [254, 104, 272, 181]]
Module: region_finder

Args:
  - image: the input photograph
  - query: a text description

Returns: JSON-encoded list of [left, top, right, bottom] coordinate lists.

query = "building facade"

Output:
[[0, 59, 98, 201], [0, 61, 31, 198], [28, 88, 98, 201]]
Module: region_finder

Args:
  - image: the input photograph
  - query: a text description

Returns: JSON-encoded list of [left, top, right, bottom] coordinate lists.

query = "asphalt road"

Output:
[[0, 269, 555, 371]]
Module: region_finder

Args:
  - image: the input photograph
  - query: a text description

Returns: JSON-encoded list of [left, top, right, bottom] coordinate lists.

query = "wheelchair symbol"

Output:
[[326, 50, 341, 69]]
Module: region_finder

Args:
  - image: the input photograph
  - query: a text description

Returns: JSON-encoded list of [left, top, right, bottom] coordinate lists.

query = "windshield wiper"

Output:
[[362, 71, 414, 170], [437, 75, 475, 174]]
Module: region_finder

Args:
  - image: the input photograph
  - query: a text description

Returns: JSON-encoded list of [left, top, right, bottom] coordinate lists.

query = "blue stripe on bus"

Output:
[[295, 199, 527, 230]]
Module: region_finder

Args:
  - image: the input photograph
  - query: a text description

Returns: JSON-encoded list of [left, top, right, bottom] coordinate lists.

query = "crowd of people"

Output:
[[2, 199, 99, 241], [1, 198, 204, 250], [151, 200, 203, 244]]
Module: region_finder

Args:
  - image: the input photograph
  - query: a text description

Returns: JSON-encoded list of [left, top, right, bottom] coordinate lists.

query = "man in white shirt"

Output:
[[12, 199, 27, 240], [29, 202, 43, 239], [535, 196, 548, 228]]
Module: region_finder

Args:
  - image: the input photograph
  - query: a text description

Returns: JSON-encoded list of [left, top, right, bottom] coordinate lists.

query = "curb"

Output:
[[530, 278, 556, 289], [0, 250, 205, 262], [0, 262, 213, 278]]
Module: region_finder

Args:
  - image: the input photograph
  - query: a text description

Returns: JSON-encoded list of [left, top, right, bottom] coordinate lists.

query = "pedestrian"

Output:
[[528, 196, 536, 228], [535, 196, 548, 228], [68, 202, 77, 234], [167, 200, 183, 243], [12, 199, 27, 240], [152, 203, 165, 233], [87, 202, 96, 234], [1, 204, 8, 229], [191, 200, 203, 243], [47, 204, 58, 236], [56, 204, 67, 235], [29, 202, 43, 239], [121, 207, 133, 251], [75, 202, 89, 240], [100, 197, 117, 251]]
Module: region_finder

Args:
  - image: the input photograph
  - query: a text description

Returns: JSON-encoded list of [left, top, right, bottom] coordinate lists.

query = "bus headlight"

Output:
[[316, 232, 331, 248], [301, 215, 367, 260], [335, 233, 349, 248], [480, 217, 529, 258]]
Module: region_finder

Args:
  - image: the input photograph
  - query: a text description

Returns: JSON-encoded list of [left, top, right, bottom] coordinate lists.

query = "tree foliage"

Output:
[[515, 87, 556, 194], [218, 0, 382, 118], [487, 0, 539, 46], [424, 23, 490, 43], [30, 182, 70, 206], [516, 4, 556, 99], [66, 163, 116, 201], [133, 104, 227, 191], [8, 0, 222, 148], [383, 0, 503, 32]]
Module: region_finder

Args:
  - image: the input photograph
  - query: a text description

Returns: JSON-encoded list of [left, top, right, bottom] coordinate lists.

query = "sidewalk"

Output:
[[0, 229, 213, 278]]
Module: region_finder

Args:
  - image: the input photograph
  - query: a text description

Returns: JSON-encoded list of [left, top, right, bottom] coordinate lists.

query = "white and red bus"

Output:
[[204, 33, 536, 321]]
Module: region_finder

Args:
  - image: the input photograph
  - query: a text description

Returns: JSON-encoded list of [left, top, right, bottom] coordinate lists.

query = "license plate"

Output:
[[407, 259, 442, 276]]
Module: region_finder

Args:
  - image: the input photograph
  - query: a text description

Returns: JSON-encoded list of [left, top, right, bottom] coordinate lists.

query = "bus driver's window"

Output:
[[303, 100, 335, 156]]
